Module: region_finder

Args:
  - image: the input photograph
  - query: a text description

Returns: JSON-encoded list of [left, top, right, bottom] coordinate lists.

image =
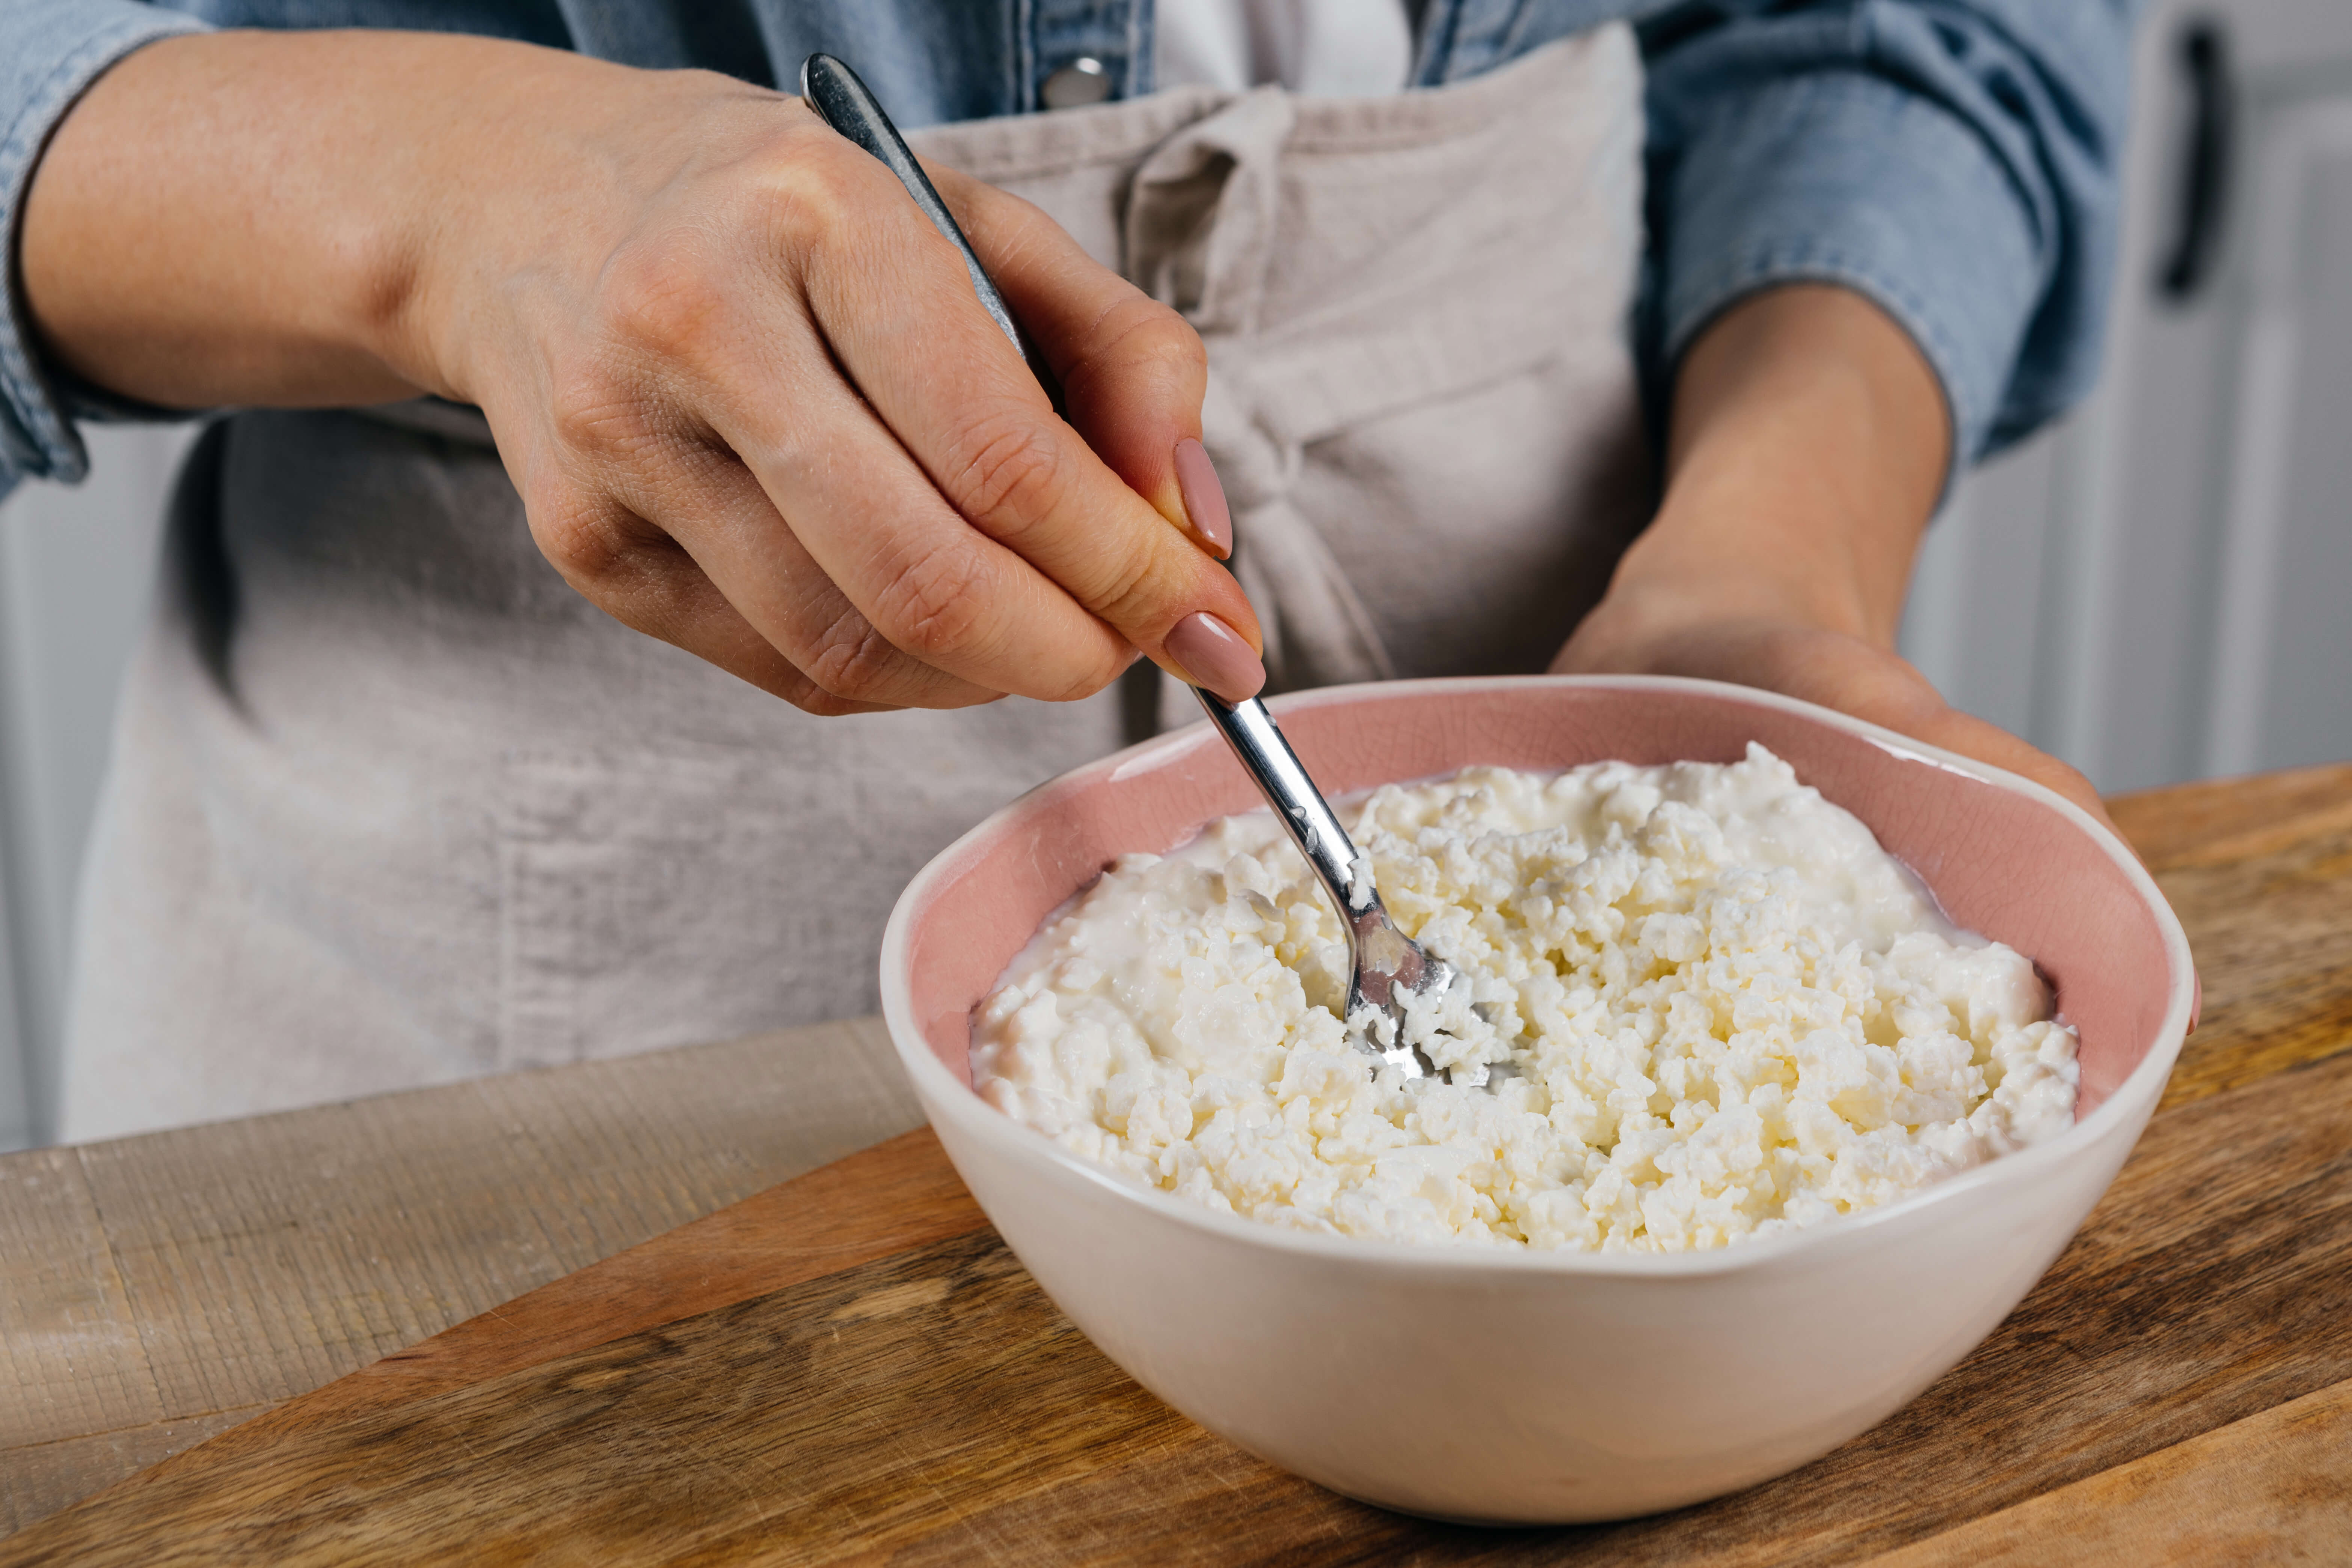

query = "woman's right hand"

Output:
[[22, 30, 1266, 711]]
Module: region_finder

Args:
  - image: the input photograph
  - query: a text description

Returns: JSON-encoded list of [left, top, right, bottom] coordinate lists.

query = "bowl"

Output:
[[877, 675, 2195, 1524]]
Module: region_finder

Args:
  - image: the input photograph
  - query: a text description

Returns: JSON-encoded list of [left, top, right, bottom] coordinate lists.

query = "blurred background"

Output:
[[0, 0, 2344, 1150]]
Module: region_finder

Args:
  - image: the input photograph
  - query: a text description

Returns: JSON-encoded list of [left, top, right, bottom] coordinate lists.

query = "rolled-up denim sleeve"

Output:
[[1639, 2, 2137, 471], [1, 2, 211, 494]]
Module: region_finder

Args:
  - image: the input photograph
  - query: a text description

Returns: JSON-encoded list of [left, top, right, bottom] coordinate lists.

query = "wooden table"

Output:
[[3, 765, 2349, 1563]]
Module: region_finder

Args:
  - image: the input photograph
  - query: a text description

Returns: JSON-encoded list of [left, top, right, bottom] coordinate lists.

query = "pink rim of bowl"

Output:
[[876, 674, 2197, 1519]]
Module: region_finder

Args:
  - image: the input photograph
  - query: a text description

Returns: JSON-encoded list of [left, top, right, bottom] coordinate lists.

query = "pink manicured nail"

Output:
[[1172, 438, 1232, 558], [1165, 612, 1266, 702]]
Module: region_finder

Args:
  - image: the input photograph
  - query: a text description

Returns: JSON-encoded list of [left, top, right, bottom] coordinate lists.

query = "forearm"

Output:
[[20, 30, 691, 410], [1557, 284, 2111, 823], [1605, 283, 1949, 647], [23, 32, 1266, 709]]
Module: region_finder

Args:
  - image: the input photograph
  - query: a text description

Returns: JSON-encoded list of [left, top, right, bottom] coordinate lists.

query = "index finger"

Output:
[[934, 166, 1217, 555], [793, 133, 1266, 698]]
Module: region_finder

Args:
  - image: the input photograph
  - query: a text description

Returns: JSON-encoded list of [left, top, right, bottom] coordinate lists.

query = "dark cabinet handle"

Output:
[[2159, 19, 2233, 303]]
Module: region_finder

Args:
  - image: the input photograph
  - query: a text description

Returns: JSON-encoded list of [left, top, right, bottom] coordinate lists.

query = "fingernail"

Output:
[[1165, 611, 1266, 702], [1172, 438, 1232, 558]]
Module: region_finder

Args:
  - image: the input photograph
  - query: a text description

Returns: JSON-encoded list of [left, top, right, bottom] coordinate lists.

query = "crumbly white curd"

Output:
[[972, 745, 2079, 1253]]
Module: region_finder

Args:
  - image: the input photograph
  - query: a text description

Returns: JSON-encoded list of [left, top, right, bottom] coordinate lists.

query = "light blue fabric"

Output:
[[0, 1, 207, 488], [0, 0, 2136, 497]]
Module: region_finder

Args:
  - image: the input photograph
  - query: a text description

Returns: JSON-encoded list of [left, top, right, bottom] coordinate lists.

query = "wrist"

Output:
[[354, 40, 625, 404], [23, 32, 431, 407], [1601, 492, 1883, 645], [17, 29, 628, 411], [1626, 284, 1951, 650], [374, 51, 791, 410]]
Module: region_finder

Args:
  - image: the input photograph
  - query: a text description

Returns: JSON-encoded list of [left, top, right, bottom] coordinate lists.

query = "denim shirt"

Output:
[[0, 0, 2135, 497]]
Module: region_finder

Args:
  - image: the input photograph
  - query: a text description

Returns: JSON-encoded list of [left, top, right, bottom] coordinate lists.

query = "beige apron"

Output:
[[60, 25, 1648, 1142]]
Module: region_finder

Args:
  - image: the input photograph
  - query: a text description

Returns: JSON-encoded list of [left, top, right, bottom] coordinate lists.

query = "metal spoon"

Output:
[[800, 53, 1480, 1086]]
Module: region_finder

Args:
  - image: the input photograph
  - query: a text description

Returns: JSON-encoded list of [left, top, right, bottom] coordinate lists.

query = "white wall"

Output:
[[0, 424, 188, 1150], [1898, 425, 2072, 753], [1901, 0, 2352, 794]]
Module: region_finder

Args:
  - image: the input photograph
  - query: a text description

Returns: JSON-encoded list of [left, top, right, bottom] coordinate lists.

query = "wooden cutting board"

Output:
[[5, 768, 2350, 1566]]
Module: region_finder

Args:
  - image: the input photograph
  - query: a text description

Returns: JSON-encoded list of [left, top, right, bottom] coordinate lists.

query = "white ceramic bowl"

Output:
[[879, 676, 2194, 1524]]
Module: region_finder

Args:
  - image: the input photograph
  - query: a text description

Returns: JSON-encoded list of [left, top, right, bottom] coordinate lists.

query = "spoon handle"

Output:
[[1193, 692, 1374, 910], [798, 55, 1033, 361], [798, 53, 1377, 921]]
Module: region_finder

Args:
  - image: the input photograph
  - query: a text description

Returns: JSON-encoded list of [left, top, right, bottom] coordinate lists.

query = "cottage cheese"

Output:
[[972, 746, 2079, 1253]]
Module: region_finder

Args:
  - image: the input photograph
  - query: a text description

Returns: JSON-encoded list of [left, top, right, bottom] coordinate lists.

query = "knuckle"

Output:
[[1068, 293, 1213, 409], [803, 612, 911, 705], [1112, 299, 1206, 375], [525, 488, 630, 585], [524, 481, 670, 598], [781, 678, 872, 718], [1040, 647, 1128, 704], [598, 235, 729, 359], [545, 365, 664, 471], [1095, 567, 1168, 642], [869, 543, 993, 666], [753, 142, 869, 254], [1072, 296, 1203, 393], [945, 417, 1068, 536]]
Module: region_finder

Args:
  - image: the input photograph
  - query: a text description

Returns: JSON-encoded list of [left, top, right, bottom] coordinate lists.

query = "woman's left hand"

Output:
[[1552, 594, 2114, 832], [1553, 283, 2115, 835]]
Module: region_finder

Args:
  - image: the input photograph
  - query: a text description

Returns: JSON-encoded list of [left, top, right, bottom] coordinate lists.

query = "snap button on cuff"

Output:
[[1041, 57, 1112, 109]]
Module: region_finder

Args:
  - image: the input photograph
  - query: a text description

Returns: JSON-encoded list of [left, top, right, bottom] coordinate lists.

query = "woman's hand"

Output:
[[1557, 605, 2113, 828], [21, 31, 1265, 712], [1554, 285, 2114, 830]]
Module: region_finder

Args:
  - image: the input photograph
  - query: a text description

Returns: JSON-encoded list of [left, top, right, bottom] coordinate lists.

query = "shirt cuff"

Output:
[[1657, 68, 2046, 486], [2, 3, 211, 491]]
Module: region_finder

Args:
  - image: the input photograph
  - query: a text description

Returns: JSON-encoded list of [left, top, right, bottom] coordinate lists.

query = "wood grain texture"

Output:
[[157, 1129, 984, 1468], [2106, 761, 2352, 872], [0, 1149, 164, 1535], [0, 1150, 159, 1450], [4, 765, 2348, 1563], [0, 1411, 262, 1542], [0, 1016, 922, 1536], [1863, 1379, 2352, 1566], [2115, 768, 2352, 1114], [6, 999, 2347, 1566]]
